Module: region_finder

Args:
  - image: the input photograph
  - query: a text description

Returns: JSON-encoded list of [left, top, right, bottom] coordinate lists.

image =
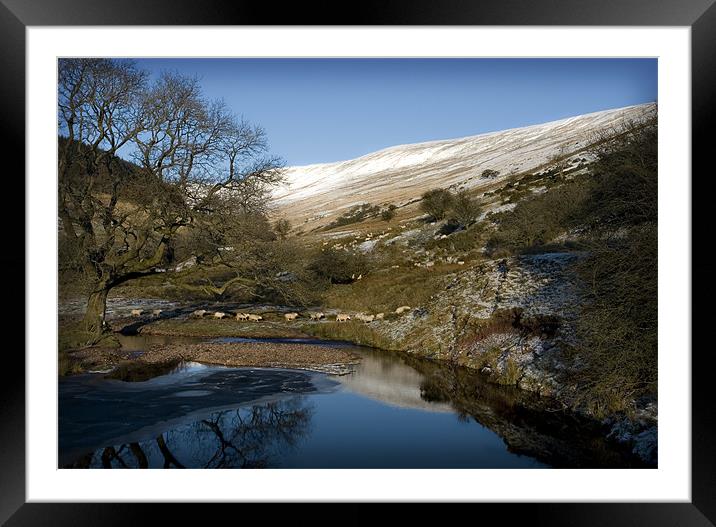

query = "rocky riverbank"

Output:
[[59, 251, 657, 465], [299, 253, 657, 465]]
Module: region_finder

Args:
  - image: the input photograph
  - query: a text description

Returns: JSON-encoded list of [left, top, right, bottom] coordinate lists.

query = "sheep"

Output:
[[395, 306, 411, 314], [457, 261, 465, 265], [284, 312, 299, 321], [309, 312, 325, 320], [357, 274, 362, 280], [130, 309, 143, 317], [336, 313, 351, 322], [357, 314, 375, 323], [375, 313, 385, 320], [235, 312, 249, 321], [189, 309, 207, 318], [247, 314, 263, 322], [214, 312, 227, 319], [151, 309, 163, 317]]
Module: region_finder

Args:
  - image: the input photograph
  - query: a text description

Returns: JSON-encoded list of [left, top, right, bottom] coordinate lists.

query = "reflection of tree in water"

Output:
[[407, 356, 647, 468], [74, 397, 313, 468]]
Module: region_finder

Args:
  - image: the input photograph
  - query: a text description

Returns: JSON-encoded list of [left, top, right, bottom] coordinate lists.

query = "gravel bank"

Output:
[[68, 341, 361, 376]]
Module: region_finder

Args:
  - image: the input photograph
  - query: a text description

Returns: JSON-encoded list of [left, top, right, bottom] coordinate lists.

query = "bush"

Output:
[[481, 169, 500, 179], [426, 222, 487, 253], [324, 203, 381, 229], [274, 218, 291, 239], [420, 188, 454, 221], [449, 190, 480, 227], [309, 247, 368, 285], [582, 119, 658, 230], [381, 204, 397, 222], [570, 225, 657, 416], [569, 116, 657, 416], [486, 178, 591, 255]]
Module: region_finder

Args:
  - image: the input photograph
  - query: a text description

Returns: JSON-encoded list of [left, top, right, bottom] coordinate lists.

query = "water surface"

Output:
[[59, 336, 643, 468]]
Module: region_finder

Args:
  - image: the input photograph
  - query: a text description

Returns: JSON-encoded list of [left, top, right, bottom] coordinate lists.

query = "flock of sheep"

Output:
[[128, 305, 413, 323], [130, 308, 162, 317]]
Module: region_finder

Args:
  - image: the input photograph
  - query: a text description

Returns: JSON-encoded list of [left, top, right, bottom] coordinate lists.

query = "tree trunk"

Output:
[[82, 284, 110, 344]]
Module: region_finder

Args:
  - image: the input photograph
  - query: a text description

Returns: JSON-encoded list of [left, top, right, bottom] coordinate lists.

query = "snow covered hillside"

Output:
[[272, 103, 656, 228]]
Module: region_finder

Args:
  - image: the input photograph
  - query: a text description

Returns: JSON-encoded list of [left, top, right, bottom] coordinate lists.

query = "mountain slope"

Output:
[[273, 103, 656, 229]]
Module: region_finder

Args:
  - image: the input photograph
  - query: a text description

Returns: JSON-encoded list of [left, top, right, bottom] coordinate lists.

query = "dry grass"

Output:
[[139, 317, 311, 339], [302, 320, 402, 351], [320, 265, 444, 315]]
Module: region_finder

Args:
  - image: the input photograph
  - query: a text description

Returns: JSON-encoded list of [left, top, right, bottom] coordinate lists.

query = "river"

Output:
[[59, 335, 645, 468]]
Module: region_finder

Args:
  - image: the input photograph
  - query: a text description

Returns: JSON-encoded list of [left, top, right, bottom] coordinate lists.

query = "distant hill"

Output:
[[272, 103, 656, 230]]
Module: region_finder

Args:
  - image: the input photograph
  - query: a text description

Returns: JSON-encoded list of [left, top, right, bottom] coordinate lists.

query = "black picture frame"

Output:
[[2, 0, 710, 524]]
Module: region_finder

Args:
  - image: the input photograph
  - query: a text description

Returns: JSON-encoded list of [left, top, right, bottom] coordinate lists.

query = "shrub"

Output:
[[381, 204, 397, 222], [481, 169, 500, 179], [58, 350, 84, 376], [449, 190, 481, 227], [274, 218, 291, 239], [486, 178, 592, 255], [425, 222, 486, 253], [309, 247, 368, 285], [420, 188, 454, 221], [570, 224, 657, 417], [568, 116, 657, 416], [324, 203, 381, 229]]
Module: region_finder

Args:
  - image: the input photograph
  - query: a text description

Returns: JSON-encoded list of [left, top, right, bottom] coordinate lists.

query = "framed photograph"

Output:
[[4, 0, 710, 524]]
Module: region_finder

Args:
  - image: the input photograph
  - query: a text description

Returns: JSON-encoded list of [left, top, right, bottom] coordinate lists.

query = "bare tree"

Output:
[[58, 59, 285, 344]]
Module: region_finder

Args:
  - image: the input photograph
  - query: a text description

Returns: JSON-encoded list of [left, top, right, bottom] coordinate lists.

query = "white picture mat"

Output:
[[27, 26, 691, 502]]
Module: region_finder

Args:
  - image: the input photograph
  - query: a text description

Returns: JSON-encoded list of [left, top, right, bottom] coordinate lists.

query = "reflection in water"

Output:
[[337, 348, 454, 413], [405, 355, 646, 468], [68, 398, 312, 469], [59, 340, 648, 469], [59, 365, 331, 467]]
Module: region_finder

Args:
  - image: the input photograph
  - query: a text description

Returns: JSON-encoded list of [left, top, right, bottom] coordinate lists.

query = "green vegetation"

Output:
[[140, 318, 310, 338], [479, 117, 658, 415], [302, 321, 401, 350], [58, 350, 84, 376], [309, 247, 368, 285], [421, 187, 480, 228], [321, 266, 443, 315], [448, 190, 481, 227], [425, 221, 487, 255], [485, 180, 591, 256], [59, 319, 120, 352], [420, 188, 455, 220]]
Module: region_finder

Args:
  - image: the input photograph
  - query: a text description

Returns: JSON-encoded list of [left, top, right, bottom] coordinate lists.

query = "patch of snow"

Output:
[[272, 104, 656, 227]]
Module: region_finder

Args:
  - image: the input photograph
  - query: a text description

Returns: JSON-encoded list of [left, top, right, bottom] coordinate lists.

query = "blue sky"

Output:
[[136, 58, 657, 166]]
